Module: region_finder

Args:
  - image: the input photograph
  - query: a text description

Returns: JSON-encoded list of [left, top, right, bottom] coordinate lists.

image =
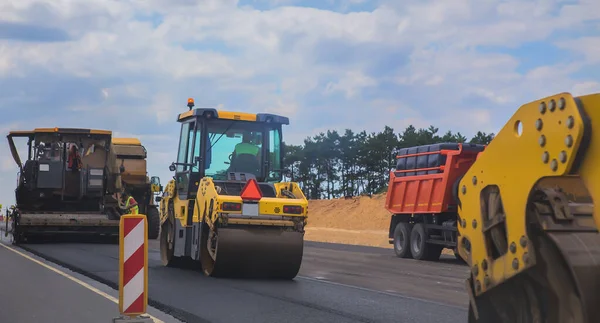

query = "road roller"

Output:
[[453, 92, 600, 322], [158, 98, 308, 279]]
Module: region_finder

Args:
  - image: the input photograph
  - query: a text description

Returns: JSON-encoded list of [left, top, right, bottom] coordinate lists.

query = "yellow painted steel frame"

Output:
[[159, 177, 309, 229], [118, 214, 149, 317], [193, 177, 308, 227], [457, 92, 600, 297]]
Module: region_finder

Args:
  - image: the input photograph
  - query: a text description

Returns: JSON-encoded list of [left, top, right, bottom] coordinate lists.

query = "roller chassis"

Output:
[[159, 176, 308, 279]]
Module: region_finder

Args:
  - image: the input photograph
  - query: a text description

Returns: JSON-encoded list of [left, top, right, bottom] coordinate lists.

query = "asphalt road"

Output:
[[13, 237, 469, 323]]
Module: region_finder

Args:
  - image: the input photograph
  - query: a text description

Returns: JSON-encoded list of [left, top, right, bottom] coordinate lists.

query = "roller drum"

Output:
[[202, 226, 304, 279]]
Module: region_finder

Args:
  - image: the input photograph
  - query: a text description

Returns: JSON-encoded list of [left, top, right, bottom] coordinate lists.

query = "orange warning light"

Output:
[[187, 98, 195, 110], [240, 178, 263, 201]]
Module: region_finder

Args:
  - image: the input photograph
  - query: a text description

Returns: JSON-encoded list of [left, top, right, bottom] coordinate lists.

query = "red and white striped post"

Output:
[[118, 214, 149, 318]]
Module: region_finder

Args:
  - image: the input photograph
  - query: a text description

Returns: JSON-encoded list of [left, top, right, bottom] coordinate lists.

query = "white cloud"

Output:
[[0, 0, 599, 206]]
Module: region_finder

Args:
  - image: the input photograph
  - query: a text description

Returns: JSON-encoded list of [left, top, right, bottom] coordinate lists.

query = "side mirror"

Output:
[[169, 163, 176, 172], [155, 196, 162, 203]]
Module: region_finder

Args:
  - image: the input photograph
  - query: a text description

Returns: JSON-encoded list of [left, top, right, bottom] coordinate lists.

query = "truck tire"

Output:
[[147, 206, 160, 240], [409, 223, 443, 261], [393, 222, 412, 258]]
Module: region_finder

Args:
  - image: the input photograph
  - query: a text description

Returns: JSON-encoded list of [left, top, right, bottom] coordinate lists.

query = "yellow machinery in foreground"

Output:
[[158, 98, 308, 279], [457, 92, 600, 322]]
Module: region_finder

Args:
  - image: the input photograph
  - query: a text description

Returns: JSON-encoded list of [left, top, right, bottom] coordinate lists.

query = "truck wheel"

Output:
[[410, 223, 443, 261], [393, 222, 412, 258], [147, 207, 160, 240]]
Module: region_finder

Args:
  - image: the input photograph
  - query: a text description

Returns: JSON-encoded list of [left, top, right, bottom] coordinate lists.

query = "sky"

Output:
[[0, 0, 599, 207]]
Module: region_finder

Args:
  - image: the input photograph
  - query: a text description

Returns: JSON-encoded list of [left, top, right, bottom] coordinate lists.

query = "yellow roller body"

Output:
[[160, 176, 308, 280], [457, 92, 600, 322]]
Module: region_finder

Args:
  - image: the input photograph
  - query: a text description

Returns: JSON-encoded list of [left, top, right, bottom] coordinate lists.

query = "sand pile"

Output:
[[304, 194, 392, 248], [305, 194, 454, 255]]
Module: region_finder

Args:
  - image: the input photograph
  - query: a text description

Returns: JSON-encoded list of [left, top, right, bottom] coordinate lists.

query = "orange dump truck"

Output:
[[385, 143, 486, 260]]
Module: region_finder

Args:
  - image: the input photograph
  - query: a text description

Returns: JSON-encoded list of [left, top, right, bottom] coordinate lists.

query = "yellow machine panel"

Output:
[[457, 92, 600, 322]]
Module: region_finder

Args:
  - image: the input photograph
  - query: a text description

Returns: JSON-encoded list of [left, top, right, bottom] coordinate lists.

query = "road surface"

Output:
[[0, 237, 180, 323], [13, 236, 469, 323]]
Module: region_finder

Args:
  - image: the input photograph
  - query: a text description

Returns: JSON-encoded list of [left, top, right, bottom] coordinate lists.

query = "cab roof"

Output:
[[8, 128, 112, 136], [177, 108, 289, 125]]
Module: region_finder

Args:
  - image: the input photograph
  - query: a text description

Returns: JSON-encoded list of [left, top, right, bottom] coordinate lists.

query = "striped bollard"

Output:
[[115, 214, 153, 323]]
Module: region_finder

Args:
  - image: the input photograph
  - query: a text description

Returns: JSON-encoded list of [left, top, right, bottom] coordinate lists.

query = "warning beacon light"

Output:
[[187, 98, 195, 110]]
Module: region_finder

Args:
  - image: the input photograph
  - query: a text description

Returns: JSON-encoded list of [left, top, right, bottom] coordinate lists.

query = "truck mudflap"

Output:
[[200, 226, 304, 279]]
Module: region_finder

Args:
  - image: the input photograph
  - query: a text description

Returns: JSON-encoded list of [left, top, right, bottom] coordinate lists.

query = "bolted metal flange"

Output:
[[535, 118, 543, 131], [520, 236, 527, 247], [559, 151, 567, 163], [566, 116, 574, 129], [565, 135, 573, 147], [510, 242, 517, 253], [539, 102, 547, 114], [558, 97, 566, 110], [542, 151, 549, 163]]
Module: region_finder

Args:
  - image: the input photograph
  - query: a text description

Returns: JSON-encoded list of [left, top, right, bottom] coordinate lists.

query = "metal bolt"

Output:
[[512, 258, 519, 270], [482, 259, 488, 271], [535, 119, 543, 131], [476, 280, 482, 292], [523, 252, 529, 264], [558, 97, 566, 110], [559, 151, 567, 163], [551, 159, 558, 171], [472, 219, 477, 228], [510, 242, 517, 253], [461, 219, 466, 228], [566, 116, 574, 129], [473, 265, 479, 276], [549, 99, 556, 112], [542, 151, 549, 163], [472, 176, 477, 185], [520, 236, 527, 247], [484, 276, 491, 287], [538, 135, 546, 147], [462, 185, 466, 194], [539, 102, 547, 114], [565, 135, 573, 147]]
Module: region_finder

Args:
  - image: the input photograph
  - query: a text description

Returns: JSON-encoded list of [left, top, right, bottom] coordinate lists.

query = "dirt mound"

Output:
[[305, 194, 392, 249], [305, 194, 454, 255]]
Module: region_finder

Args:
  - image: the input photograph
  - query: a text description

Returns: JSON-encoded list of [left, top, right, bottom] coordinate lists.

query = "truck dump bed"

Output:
[[385, 143, 485, 214]]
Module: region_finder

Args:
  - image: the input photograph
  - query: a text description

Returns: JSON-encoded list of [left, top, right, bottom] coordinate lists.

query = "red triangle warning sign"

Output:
[[240, 178, 262, 201]]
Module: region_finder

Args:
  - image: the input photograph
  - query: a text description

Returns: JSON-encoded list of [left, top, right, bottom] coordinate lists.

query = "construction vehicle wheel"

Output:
[[200, 224, 304, 279], [393, 222, 412, 258], [147, 206, 160, 240], [410, 223, 442, 261], [160, 203, 182, 267], [468, 191, 595, 323]]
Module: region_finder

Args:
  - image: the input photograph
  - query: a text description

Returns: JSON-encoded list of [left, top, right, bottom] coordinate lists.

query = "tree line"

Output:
[[282, 125, 495, 200]]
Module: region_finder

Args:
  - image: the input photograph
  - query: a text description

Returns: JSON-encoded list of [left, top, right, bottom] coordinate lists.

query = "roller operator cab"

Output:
[[159, 98, 308, 279]]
